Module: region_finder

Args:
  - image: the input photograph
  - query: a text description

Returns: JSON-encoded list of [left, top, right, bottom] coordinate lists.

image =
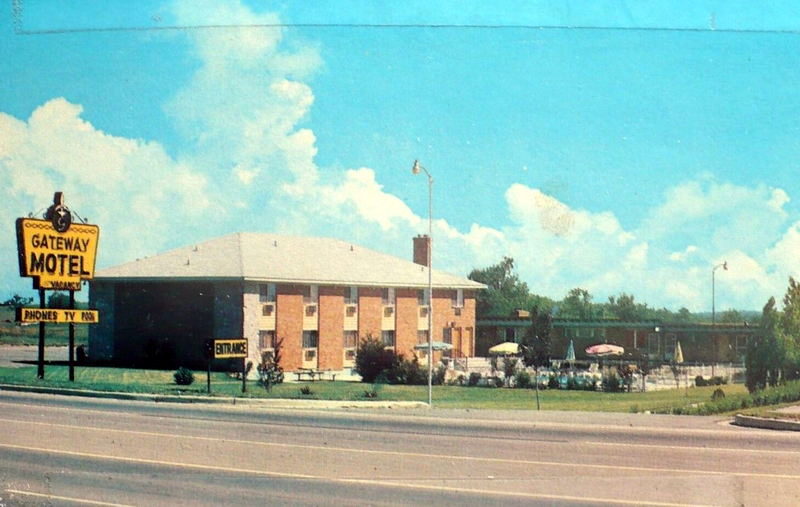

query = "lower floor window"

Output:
[[381, 330, 395, 347], [343, 330, 358, 348], [417, 330, 429, 344], [258, 330, 275, 350], [302, 330, 318, 348]]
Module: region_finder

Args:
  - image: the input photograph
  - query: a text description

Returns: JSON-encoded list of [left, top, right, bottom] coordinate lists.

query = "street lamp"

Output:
[[711, 261, 728, 376], [412, 160, 434, 407]]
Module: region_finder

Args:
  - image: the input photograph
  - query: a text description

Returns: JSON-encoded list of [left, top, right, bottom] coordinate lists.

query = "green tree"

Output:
[[2, 294, 33, 308], [718, 309, 744, 323], [520, 307, 553, 409], [559, 288, 595, 320], [468, 257, 550, 317], [607, 292, 650, 321], [47, 292, 70, 308]]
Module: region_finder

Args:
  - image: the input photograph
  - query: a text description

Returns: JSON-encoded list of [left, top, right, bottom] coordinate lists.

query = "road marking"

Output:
[[0, 443, 705, 507], [5, 488, 134, 506], [0, 417, 798, 481]]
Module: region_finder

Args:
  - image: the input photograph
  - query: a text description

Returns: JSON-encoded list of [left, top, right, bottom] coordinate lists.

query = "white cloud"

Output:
[[669, 245, 698, 262]]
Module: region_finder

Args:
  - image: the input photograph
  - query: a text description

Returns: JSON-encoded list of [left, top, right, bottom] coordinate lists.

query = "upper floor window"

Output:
[[302, 285, 319, 304], [382, 288, 395, 306], [452, 289, 464, 308], [258, 330, 276, 350], [259, 283, 276, 303], [417, 289, 429, 306], [345, 286, 358, 305], [381, 330, 395, 347], [302, 330, 319, 348]]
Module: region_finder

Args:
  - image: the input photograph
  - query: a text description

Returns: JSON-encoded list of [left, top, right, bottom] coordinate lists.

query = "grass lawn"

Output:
[[0, 307, 89, 347], [0, 364, 751, 412]]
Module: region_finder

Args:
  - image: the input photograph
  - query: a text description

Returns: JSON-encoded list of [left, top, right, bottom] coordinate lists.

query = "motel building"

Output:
[[88, 233, 484, 375]]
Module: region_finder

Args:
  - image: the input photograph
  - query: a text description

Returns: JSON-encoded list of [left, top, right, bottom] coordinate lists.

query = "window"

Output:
[[344, 286, 358, 305], [259, 283, 276, 303], [443, 327, 453, 344], [302, 330, 318, 348], [258, 330, 275, 350], [262, 304, 274, 316], [647, 333, 660, 356], [417, 330, 429, 345], [664, 333, 677, 358], [452, 289, 464, 308], [381, 330, 395, 347], [302, 285, 318, 304], [382, 288, 395, 305], [417, 289, 429, 306], [343, 330, 358, 348]]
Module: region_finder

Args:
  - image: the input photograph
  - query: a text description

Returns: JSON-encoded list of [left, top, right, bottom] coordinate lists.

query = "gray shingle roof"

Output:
[[95, 232, 485, 290]]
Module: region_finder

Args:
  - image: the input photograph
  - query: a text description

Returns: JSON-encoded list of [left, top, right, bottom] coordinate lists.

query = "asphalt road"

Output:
[[0, 391, 798, 506]]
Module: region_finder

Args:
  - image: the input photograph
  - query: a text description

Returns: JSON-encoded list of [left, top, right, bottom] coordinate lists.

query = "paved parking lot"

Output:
[[0, 346, 67, 368]]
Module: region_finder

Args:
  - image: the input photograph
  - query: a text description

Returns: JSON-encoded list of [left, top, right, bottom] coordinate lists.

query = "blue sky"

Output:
[[3, 1, 800, 311]]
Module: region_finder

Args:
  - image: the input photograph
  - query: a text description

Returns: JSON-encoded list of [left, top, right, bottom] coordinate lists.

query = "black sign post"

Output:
[[242, 358, 247, 393], [37, 289, 45, 379], [68, 290, 75, 381]]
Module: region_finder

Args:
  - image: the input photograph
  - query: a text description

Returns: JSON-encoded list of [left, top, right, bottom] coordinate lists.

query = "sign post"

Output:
[[212, 339, 248, 394], [15, 193, 100, 381]]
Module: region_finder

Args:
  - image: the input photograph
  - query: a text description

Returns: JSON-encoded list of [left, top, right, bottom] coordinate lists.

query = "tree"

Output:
[[354, 335, 396, 383], [468, 257, 551, 317], [257, 336, 284, 391], [520, 306, 553, 409], [559, 288, 595, 320], [47, 292, 70, 309], [718, 309, 744, 324], [2, 294, 33, 308], [607, 293, 650, 321]]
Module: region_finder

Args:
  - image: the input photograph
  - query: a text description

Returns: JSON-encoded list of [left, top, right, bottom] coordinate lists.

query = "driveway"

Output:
[[0, 345, 68, 368]]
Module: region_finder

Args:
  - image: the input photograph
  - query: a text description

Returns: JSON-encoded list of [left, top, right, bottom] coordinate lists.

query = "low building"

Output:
[[477, 314, 757, 364], [89, 233, 483, 372]]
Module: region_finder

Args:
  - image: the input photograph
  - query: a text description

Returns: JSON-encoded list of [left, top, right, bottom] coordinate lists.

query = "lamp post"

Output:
[[412, 160, 434, 407], [711, 261, 728, 376]]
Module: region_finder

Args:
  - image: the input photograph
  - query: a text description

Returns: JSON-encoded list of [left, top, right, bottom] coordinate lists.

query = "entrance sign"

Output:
[[16, 218, 100, 291], [214, 339, 248, 359], [16, 307, 99, 324]]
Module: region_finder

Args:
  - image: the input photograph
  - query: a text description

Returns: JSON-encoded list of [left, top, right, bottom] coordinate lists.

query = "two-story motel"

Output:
[[88, 233, 484, 372]]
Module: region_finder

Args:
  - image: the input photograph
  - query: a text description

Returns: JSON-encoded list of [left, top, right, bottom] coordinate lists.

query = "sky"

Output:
[[3, 1, 800, 312]]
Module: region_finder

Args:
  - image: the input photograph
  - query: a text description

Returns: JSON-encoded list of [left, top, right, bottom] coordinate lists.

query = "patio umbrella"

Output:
[[488, 342, 520, 355], [584, 343, 624, 357], [413, 341, 453, 351], [674, 341, 684, 363], [565, 340, 576, 362]]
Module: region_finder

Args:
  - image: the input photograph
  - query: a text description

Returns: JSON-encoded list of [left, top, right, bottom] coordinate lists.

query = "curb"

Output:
[[0, 384, 428, 410], [733, 413, 800, 432]]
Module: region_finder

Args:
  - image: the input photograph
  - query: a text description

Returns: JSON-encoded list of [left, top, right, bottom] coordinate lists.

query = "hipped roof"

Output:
[[94, 232, 485, 290]]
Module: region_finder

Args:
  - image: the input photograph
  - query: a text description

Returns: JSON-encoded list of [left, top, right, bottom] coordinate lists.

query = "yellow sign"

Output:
[[16, 218, 100, 291], [16, 307, 100, 324], [214, 339, 248, 359]]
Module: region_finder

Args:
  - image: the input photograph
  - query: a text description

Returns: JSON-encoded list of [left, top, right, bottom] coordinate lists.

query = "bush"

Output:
[[712, 388, 726, 401], [547, 375, 559, 389], [387, 355, 427, 385], [695, 375, 707, 387], [710, 376, 727, 385], [468, 372, 482, 387], [173, 367, 194, 386], [76, 345, 87, 364], [514, 370, 532, 389], [354, 336, 396, 383], [432, 363, 447, 386], [602, 371, 623, 393], [299, 385, 314, 396], [584, 378, 598, 391], [566, 376, 578, 390], [257, 342, 284, 392]]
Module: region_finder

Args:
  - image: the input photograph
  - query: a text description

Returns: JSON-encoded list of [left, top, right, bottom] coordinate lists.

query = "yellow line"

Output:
[[5, 488, 134, 506], [0, 443, 704, 507], [1, 416, 798, 481]]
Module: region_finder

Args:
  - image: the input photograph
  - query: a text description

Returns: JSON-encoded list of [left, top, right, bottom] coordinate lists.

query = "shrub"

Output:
[[299, 385, 314, 396], [468, 372, 482, 387], [514, 370, 532, 389], [712, 388, 726, 401], [76, 345, 87, 364], [547, 375, 559, 389], [711, 376, 727, 385], [173, 367, 194, 386], [566, 376, 578, 390], [493, 377, 504, 388], [432, 363, 447, 386], [503, 357, 519, 385], [602, 371, 623, 393], [354, 336, 396, 383], [363, 389, 378, 398], [257, 340, 284, 392], [584, 378, 598, 391], [695, 375, 707, 387]]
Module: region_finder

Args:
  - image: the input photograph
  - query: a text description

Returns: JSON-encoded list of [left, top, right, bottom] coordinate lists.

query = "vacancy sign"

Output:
[[16, 218, 100, 291]]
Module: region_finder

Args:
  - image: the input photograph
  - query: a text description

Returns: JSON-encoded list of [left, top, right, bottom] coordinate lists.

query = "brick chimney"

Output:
[[413, 235, 431, 267]]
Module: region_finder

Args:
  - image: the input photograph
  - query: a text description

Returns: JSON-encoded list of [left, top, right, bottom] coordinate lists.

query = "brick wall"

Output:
[[319, 286, 344, 370], [395, 289, 418, 358], [358, 287, 382, 341], [276, 284, 304, 371]]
